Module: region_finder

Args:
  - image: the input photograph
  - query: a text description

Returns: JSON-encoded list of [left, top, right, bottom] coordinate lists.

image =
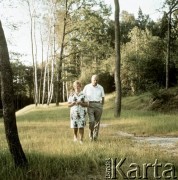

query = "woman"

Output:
[[68, 80, 88, 144]]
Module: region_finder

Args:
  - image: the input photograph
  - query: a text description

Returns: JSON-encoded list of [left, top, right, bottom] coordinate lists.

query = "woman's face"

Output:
[[74, 83, 81, 92]]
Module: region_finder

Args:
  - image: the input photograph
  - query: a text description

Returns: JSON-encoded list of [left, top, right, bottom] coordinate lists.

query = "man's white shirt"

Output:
[[83, 83, 105, 102]]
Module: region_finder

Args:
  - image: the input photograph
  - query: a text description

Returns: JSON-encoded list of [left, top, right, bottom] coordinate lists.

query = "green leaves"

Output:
[[56, 0, 113, 79]]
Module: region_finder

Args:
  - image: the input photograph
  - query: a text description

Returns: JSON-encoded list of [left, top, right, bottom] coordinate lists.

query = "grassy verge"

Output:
[[0, 93, 178, 179], [104, 92, 178, 136]]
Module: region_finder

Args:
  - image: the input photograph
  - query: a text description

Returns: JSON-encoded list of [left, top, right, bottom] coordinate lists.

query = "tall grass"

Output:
[[0, 94, 178, 179]]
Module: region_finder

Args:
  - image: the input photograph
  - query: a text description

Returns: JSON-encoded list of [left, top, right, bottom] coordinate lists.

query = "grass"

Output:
[[0, 93, 178, 179], [102, 92, 178, 137]]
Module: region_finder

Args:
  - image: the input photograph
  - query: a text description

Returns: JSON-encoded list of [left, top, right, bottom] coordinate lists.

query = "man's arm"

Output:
[[102, 97, 105, 105], [101, 86, 105, 105], [82, 85, 86, 94]]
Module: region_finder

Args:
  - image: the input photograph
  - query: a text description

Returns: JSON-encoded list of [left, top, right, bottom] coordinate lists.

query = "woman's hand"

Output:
[[68, 102, 77, 107], [72, 102, 77, 105], [69, 101, 88, 107], [78, 101, 88, 107]]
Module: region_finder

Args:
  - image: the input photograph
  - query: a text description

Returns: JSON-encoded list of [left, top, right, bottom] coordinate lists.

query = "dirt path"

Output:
[[100, 124, 178, 156], [117, 131, 178, 156]]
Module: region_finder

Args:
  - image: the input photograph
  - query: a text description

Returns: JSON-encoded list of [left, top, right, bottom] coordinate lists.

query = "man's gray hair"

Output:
[[91, 74, 99, 80]]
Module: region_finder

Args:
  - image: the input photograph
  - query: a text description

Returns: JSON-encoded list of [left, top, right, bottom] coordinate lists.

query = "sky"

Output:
[[104, 0, 165, 20], [0, 0, 166, 65]]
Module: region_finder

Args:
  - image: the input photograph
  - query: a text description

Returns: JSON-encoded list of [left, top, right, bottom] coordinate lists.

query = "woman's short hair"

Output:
[[73, 80, 81, 87]]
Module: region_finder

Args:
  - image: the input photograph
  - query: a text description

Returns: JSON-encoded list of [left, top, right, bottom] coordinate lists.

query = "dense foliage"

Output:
[[1, 0, 178, 107]]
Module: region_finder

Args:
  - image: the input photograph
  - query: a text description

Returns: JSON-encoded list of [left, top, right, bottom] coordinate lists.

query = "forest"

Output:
[[0, 0, 178, 110]]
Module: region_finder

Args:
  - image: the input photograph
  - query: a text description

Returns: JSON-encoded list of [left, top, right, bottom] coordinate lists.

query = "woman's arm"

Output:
[[78, 101, 89, 107], [68, 102, 76, 107]]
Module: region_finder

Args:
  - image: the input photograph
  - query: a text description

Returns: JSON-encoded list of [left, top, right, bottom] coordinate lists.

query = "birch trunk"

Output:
[[38, 26, 44, 104]]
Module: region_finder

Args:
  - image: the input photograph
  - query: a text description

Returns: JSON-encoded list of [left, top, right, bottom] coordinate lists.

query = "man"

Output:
[[83, 74, 105, 141]]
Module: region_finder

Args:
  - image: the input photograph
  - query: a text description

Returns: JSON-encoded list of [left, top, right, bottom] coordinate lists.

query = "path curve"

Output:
[[117, 131, 178, 156]]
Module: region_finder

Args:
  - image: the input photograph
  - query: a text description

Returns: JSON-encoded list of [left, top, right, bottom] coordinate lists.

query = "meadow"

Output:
[[0, 93, 178, 180]]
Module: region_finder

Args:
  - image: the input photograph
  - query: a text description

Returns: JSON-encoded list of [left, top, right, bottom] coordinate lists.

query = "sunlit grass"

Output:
[[111, 111, 178, 136], [0, 93, 178, 179], [1, 119, 176, 179]]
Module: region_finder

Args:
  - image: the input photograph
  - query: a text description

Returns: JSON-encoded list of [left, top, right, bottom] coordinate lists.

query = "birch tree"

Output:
[[25, 0, 38, 105]]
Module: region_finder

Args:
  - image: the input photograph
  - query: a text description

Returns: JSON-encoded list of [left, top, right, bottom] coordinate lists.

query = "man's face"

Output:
[[91, 77, 98, 86]]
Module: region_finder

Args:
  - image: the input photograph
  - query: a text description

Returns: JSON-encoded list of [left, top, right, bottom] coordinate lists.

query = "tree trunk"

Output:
[[38, 26, 44, 104], [165, 1, 178, 89], [63, 81, 65, 102], [26, 0, 38, 106], [166, 10, 171, 89], [33, 17, 38, 105], [114, 0, 121, 117], [42, 25, 52, 105], [56, 0, 68, 106], [0, 21, 28, 167], [47, 51, 54, 105], [66, 81, 69, 100], [42, 61, 47, 105], [47, 24, 55, 105]]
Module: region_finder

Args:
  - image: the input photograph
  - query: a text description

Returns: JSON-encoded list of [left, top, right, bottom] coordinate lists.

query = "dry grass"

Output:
[[0, 93, 178, 179]]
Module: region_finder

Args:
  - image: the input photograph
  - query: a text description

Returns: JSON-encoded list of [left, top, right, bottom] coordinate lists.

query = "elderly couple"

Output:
[[68, 75, 105, 144]]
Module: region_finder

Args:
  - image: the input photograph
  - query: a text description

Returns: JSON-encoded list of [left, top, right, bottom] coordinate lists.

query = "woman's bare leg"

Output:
[[73, 128, 78, 141], [79, 128, 84, 143]]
